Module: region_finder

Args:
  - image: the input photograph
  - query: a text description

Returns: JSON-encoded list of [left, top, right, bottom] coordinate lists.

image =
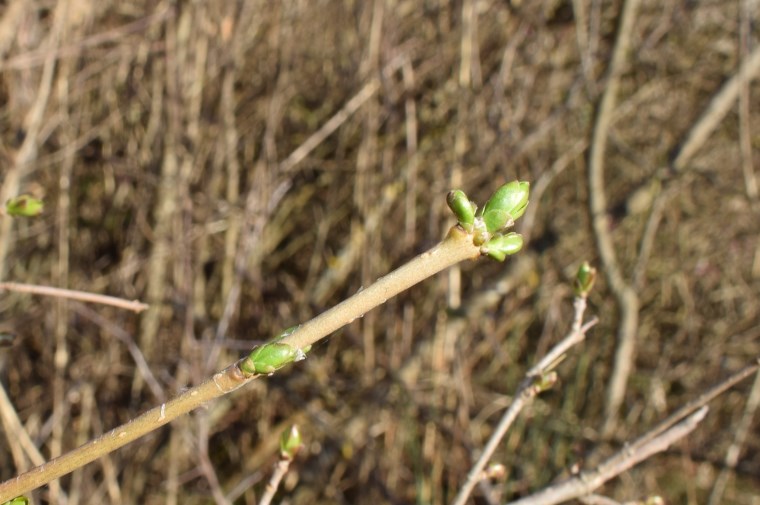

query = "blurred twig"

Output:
[[0, 7, 173, 71], [624, 23, 760, 392], [0, 383, 46, 470], [0, 0, 63, 282], [452, 294, 597, 505], [72, 303, 164, 401], [671, 43, 760, 173], [508, 407, 708, 505], [258, 425, 302, 505], [279, 54, 406, 173], [707, 364, 760, 505], [513, 362, 759, 505], [737, 0, 758, 201], [586, 0, 642, 435], [0, 282, 149, 313], [632, 362, 758, 448]]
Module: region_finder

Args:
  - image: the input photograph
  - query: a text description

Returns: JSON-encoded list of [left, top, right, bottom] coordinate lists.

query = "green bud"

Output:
[[480, 232, 523, 261], [243, 342, 311, 375], [280, 424, 303, 460], [484, 463, 506, 480], [3, 497, 29, 505], [5, 195, 44, 217], [481, 181, 529, 233], [573, 261, 597, 296], [446, 189, 476, 230], [240, 342, 300, 375], [240, 326, 310, 375], [533, 371, 557, 393]]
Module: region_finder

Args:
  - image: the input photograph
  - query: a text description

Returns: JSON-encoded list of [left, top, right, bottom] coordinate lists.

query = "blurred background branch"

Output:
[[0, 0, 758, 503]]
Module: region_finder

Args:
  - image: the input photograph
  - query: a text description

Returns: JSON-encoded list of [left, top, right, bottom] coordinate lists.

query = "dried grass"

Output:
[[0, 0, 758, 503]]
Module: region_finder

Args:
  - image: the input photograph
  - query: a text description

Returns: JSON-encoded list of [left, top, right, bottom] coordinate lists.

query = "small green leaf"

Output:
[[481, 181, 529, 233], [5, 195, 44, 217], [480, 232, 524, 261], [446, 189, 476, 230], [482, 209, 511, 235]]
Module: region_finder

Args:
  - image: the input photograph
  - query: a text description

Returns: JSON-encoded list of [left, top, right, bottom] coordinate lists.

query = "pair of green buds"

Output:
[[447, 180, 530, 261]]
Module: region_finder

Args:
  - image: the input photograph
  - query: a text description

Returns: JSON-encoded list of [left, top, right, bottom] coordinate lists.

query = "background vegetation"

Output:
[[0, 0, 758, 503]]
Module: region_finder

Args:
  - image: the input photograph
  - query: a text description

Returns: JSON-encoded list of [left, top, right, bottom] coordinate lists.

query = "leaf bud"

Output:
[[446, 189, 477, 230], [480, 232, 524, 261], [481, 181, 529, 233]]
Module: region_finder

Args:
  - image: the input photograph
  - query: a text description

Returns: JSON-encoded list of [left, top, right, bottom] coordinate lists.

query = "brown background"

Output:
[[0, 0, 758, 503]]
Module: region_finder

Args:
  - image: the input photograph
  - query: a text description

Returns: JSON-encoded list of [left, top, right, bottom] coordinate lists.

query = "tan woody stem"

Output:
[[0, 226, 480, 502]]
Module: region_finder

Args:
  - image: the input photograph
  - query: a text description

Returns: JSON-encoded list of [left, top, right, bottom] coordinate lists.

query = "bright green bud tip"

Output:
[[574, 261, 597, 296], [280, 425, 303, 460], [446, 189, 476, 229], [3, 497, 29, 505], [534, 371, 558, 393], [482, 181, 529, 233], [481, 232, 523, 261], [5, 195, 44, 217]]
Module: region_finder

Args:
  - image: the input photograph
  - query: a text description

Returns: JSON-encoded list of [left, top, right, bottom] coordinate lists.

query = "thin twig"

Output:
[[401, 56, 419, 250], [634, 362, 758, 448], [0, 0, 64, 282], [586, 0, 642, 435], [0, 282, 149, 313], [508, 362, 759, 505], [197, 415, 231, 505], [633, 37, 760, 290], [72, 303, 164, 401], [737, 0, 758, 201], [707, 365, 760, 505], [508, 407, 708, 505], [671, 43, 760, 172], [591, 16, 760, 439], [279, 54, 406, 173], [451, 294, 596, 505], [0, 382, 46, 469], [0, 7, 173, 71], [258, 459, 291, 505]]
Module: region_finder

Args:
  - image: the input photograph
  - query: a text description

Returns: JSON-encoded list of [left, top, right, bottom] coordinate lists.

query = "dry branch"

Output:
[[508, 407, 708, 505]]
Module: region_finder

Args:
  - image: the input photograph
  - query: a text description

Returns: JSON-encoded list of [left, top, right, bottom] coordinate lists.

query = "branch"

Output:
[[452, 288, 597, 505], [0, 282, 148, 313], [586, 0, 643, 435], [508, 407, 708, 505], [506, 362, 760, 505], [0, 226, 480, 502]]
